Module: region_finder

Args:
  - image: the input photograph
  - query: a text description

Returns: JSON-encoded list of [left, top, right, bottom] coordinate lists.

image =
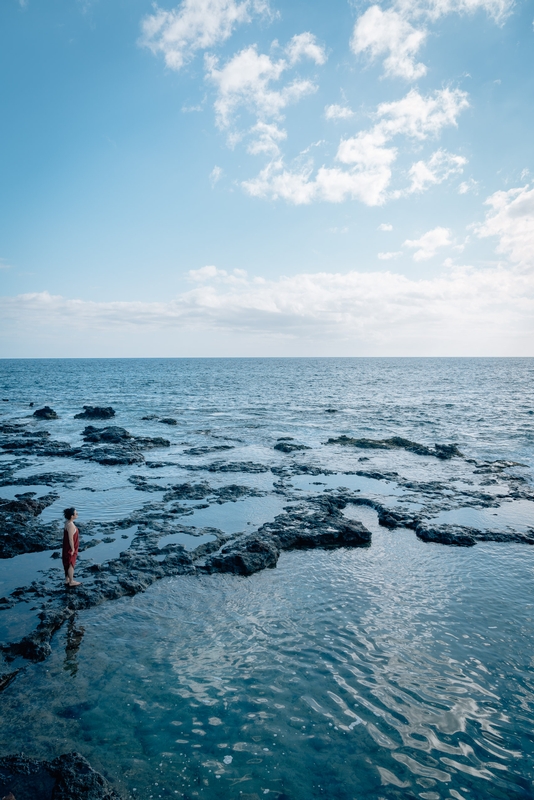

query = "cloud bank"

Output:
[[2, 187, 532, 356]]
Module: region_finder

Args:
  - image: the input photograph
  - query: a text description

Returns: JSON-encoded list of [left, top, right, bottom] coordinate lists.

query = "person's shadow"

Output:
[[63, 615, 85, 677]]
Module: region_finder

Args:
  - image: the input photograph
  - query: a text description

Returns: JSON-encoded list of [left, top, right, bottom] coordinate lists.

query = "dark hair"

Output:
[[63, 507, 76, 520]]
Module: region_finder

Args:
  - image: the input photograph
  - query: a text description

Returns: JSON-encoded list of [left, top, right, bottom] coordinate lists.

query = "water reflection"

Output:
[[0, 533, 532, 799], [63, 615, 85, 677]]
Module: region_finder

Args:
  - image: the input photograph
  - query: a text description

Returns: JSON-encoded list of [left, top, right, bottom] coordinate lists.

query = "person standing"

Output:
[[62, 507, 81, 587]]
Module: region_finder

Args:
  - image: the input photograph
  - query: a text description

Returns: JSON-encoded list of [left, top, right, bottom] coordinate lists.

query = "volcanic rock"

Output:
[[33, 407, 58, 420], [74, 406, 116, 420]]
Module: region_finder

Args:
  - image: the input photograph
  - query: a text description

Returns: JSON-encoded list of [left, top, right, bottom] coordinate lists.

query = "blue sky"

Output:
[[0, 0, 533, 356]]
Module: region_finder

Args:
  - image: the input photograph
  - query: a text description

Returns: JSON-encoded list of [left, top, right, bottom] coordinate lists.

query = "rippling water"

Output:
[[2, 530, 534, 799], [0, 358, 533, 799]]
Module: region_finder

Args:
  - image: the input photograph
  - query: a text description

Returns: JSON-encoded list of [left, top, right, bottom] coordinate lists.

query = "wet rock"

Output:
[[159, 418, 177, 425], [203, 536, 280, 575], [184, 445, 234, 455], [326, 435, 463, 460], [74, 406, 116, 420], [274, 442, 311, 453], [0, 669, 20, 693], [164, 482, 211, 501], [77, 427, 170, 466], [0, 751, 125, 800], [0, 493, 60, 558], [0, 492, 58, 517], [82, 426, 131, 444], [33, 406, 58, 420], [325, 408, 338, 413], [415, 524, 477, 547], [258, 501, 372, 552], [0, 472, 78, 488], [128, 476, 164, 492], [205, 461, 270, 473], [214, 484, 264, 502]]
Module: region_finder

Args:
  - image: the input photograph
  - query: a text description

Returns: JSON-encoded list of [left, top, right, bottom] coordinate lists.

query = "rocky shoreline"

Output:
[[0, 751, 126, 799], [1, 403, 533, 796]]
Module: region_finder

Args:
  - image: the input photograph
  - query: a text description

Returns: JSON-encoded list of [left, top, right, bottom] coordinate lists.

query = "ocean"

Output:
[[0, 358, 533, 799]]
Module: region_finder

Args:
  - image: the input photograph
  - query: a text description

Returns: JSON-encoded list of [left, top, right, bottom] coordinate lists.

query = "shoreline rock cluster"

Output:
[[0, 751, 126, 799]]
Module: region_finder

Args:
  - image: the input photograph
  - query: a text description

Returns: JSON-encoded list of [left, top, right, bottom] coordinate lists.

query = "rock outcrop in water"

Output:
[[326, 435, 463, 460], [74, 406, 116, 420], [0, 751, 125, 799], [32, 407, 58, 420], [0, 492, 60, 558], [77, 426, 170, 466]]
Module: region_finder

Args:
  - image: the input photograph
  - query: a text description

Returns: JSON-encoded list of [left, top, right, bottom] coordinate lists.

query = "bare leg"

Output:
[[66, 565, 81, 587]]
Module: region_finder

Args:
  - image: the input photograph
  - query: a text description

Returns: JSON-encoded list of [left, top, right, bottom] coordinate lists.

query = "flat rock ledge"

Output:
[[0, 751, 126, 800]]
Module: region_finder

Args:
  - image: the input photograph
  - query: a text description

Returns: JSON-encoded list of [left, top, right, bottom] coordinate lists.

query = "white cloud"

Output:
[[407, 149, 467, 193], [324, 104, 355, 121], [0, 258, 12, 270], [188, 265, 225, 281], [210, 165, 223, 184], [246, 122, 287, 156], [3, 258, 532, 356], [476, 184, 534, 265], [375, 87, 469, 139], [206, 44, 319, 129], [458, 178, 478, 194], [351, 6, 427, 80], [379, 223, 393, 231], [140, 0, 270, 70], [409, 0, 513, 22], [404, 226, 452, 260], [243, 88, 469, 206], [285, 32, 327, 66], [351, 0, 511, 85], [378, 251, 402, 259]]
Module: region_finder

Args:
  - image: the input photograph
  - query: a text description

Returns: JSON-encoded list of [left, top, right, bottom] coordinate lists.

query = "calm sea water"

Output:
[[0, 358, 533, 799]]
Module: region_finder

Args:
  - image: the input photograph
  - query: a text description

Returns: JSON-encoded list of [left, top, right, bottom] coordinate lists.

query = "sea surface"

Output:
[[0, 358, 533, 799]]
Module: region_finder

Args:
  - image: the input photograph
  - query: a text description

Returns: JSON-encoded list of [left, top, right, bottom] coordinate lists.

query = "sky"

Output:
[[0, 0, 533, 357]]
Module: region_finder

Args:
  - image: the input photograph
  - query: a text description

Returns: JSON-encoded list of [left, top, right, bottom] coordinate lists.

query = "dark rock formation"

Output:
[[0, 472, 78, 488], [415, 524, 476, 547], [184, 445, 234, 455], [33, 407, 58, 420], [0, 751, 125, 800], [203, 536, 280, 575], [159, 418, 177, 425], [164, 482, 211, 501], [274, 442, 311, 453], [326, 435, 463, 460], [0, 492, 60, 558], [74, 406, 116, 420], [81, 426, 130, 444], [77, 427, 170, 466]]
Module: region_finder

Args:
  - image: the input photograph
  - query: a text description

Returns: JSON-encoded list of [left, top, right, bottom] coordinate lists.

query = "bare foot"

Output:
[[67, 581, 81, 587]]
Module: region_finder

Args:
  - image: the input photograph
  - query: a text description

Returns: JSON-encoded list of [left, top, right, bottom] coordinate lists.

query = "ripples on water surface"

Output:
[[2, 533, 534, 799], [0, 358, 533, 799]]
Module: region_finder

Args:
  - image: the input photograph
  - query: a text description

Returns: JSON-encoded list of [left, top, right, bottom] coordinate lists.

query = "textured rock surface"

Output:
[[74, 406, 115, 420], [0, 752, 125, 800], [33, 407, 58, 420]]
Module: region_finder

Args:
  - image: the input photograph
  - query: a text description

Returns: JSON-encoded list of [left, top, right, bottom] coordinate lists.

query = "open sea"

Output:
[[0, 358, 533, 800]]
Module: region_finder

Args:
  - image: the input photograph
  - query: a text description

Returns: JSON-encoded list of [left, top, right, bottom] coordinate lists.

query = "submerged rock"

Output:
[[33, 406, 58, 420], [326, 435, 463, 460], [159, 417, 177, 425], [274, 442, 311, 453], [0, 751, 125, 799], [184, 445, 234, 455], [74, 406, 116, 420]]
